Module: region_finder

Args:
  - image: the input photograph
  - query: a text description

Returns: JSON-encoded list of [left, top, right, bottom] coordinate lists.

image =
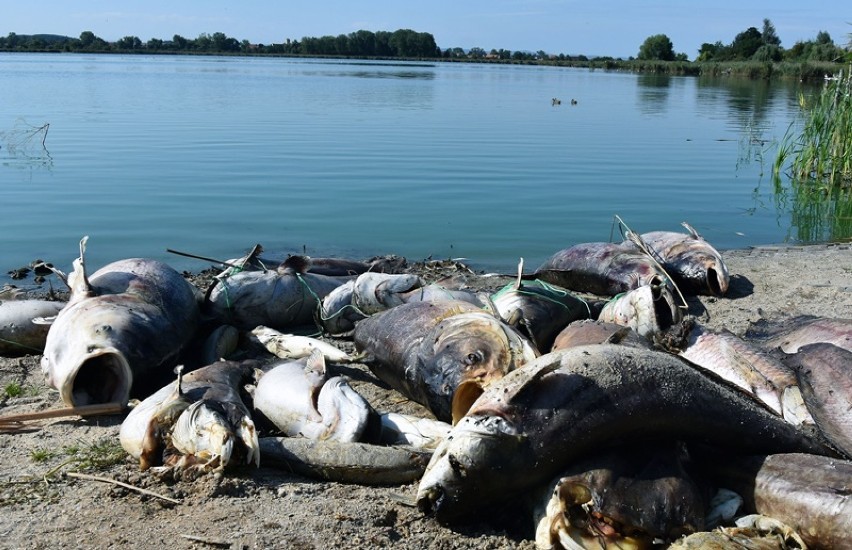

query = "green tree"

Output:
[[79, 31, 96, 48], [116, 36, 142, 50], [729, 27, 763, 59], [172, 34, 188, 50], [637, 34, 675, 61], [147, 38, 163, 50], [762, 18, 781, 46]]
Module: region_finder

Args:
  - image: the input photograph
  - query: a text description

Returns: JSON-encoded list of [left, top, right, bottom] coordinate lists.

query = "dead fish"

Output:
[[259, 437, 430, 485], [252, 350, 375, 442], [551, 319, 653, 352], [670, 514, 807, 549], [354, 300, 537, 423], [416, 344, 829, 524], [320, 273, 487, 334], [119, 360, 260, 472], [746, 315, 852, 354], [249, 325, 354, 363], [533, 241, 670, 296], [491, 263, 592, 353], [198, 324, 240, 366], [677, 322, 810, 425], [0, 299, 65, 356], [597, 284, 682, 339], [205, 257, 351, 331], [700, 452, 852, 550], [534, 444, 707, 549], [219, 247, 405, 277], [785, 343, 852, 457], [375, 412, 452, 451], [41, 237, 200, 406], [627, 223, 729, 296]]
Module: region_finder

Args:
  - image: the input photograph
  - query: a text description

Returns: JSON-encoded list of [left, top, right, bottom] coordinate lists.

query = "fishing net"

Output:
[[0, 118, 52, 168]]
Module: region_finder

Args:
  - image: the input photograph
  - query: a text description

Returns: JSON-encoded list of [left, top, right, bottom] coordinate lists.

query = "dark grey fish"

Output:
[[534, 444, 707, 548], [491, 278, 591, 354], [784, 343, 852, 457], [533, 241, 669, 296], [417, 344, 830, 524], [746, 315, 852, 354], [260, 437, 431, 485], [205, 261, 351, 331], [700, 452, 852, 550], [628, 223, 730, 296], [353, 300, 537, 423]]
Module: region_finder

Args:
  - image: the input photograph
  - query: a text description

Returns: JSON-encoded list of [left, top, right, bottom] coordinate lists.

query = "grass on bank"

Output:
[[775, 66, 852, 187]]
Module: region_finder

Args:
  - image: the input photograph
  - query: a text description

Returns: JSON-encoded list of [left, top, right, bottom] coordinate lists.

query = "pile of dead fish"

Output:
[[2, 225, 851, 549]]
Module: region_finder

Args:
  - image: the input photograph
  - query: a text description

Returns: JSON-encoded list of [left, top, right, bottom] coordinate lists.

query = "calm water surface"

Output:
[[0, 53, 824, 281]]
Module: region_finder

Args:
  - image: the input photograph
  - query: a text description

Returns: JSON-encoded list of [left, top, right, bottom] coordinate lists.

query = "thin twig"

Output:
[[0, 402, 124, 423], [66, 472, 181, 505], [179, 534, 232, 547]]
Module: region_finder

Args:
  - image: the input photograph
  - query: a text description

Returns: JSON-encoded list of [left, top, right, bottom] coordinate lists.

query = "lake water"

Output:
[[0, 53, 832, 283]]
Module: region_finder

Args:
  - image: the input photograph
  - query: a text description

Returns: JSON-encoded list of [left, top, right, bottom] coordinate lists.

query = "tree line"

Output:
[[1, 19, 848, 66], [639, 19, 847, 63]]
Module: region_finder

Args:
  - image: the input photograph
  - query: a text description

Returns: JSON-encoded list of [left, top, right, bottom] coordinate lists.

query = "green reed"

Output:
[[775, 66, 852, 187]]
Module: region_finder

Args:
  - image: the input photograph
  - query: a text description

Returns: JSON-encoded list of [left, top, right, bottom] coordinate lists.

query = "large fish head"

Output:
[[41, 333, 132, 406], [417, 413, 531, 524], [420, 312, 537, 423], [170, 400, 236, 472], [598, 285, 682, 338], [666, 244, 729, 297]]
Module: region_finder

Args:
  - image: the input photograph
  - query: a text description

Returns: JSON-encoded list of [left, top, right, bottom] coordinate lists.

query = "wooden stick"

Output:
[[0, 402, 124, 424], [179, 534, 232, 547], [66, 472, 181, 505]]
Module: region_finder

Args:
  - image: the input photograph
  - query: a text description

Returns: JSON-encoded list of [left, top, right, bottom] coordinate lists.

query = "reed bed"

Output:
[[775, 66, 852, 187]]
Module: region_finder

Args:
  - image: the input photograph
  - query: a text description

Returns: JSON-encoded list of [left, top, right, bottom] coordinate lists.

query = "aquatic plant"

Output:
[[775, 66, 852, 187]]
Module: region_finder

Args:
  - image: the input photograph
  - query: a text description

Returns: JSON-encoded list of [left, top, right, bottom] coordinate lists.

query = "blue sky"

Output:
[[2, 1, 848, 59]]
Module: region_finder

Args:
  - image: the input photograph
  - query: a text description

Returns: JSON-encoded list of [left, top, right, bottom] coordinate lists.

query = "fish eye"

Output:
[[464, 351, 483, 366]]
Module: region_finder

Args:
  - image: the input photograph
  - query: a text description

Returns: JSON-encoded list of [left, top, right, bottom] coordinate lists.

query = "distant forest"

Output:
[[1, 22, 849, 77]]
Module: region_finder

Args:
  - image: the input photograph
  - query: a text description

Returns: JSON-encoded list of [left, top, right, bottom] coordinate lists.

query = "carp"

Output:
[[417, 344, 830, 524], [784, 343, 852, 457], [205, 256, 351, 331], [551, 320, 653, 352], [119, 360, 260, 473], [534, 444, 707, 549], [628, 223, 729, 296], [746, 315, 852, 354], [252, 350, 376, 443], [676, 321, 812, 425], [0, 298, 65, 356], [491, 271, 591, 353], [533, 241, 670, 296], [353, 300, 537, 423], [597, 284, 682, 339], [41, 237, 200, 406]]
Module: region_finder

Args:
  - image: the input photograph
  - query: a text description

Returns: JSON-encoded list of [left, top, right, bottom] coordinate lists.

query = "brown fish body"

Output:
[[534, 444, 708, 548], [701, 453, 852, 550], [535, 242, 668, 296], [746, 315, 852, 354], [417, 344, 829, 524], [551, 319, 652, 352], [353, 300, 536, 422], [631, 225, 729, 296], [784, 343, 852, 457]]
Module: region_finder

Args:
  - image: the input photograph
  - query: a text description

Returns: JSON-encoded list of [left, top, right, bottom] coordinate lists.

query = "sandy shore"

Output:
[[0, 243, 849, 549]]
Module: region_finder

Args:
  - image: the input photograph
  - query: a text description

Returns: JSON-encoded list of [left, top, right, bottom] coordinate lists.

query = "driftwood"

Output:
[[0, 402, 124, 433], [66, 472, 180, 505]]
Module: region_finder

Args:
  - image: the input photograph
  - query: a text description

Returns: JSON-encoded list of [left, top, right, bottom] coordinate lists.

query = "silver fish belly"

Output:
[[0, 299, 65, 356]]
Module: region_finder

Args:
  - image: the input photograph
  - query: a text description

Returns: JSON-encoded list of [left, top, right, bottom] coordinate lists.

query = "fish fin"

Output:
[[681, 221, 703, 240], [514, 258, 524, 290], [174, 364, 185, 397], [305, 348, 327, 377], [67, 236, 94, 301], [281, 254, 311, 274], [32, 315, 57, 326]]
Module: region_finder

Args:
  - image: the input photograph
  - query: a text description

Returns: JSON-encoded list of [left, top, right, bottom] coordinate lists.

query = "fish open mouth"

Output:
[[650, 285, 677, 331], [706, 267, 726, 296], [451, 380, 485, 424], [66, 348, 132, 406]]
